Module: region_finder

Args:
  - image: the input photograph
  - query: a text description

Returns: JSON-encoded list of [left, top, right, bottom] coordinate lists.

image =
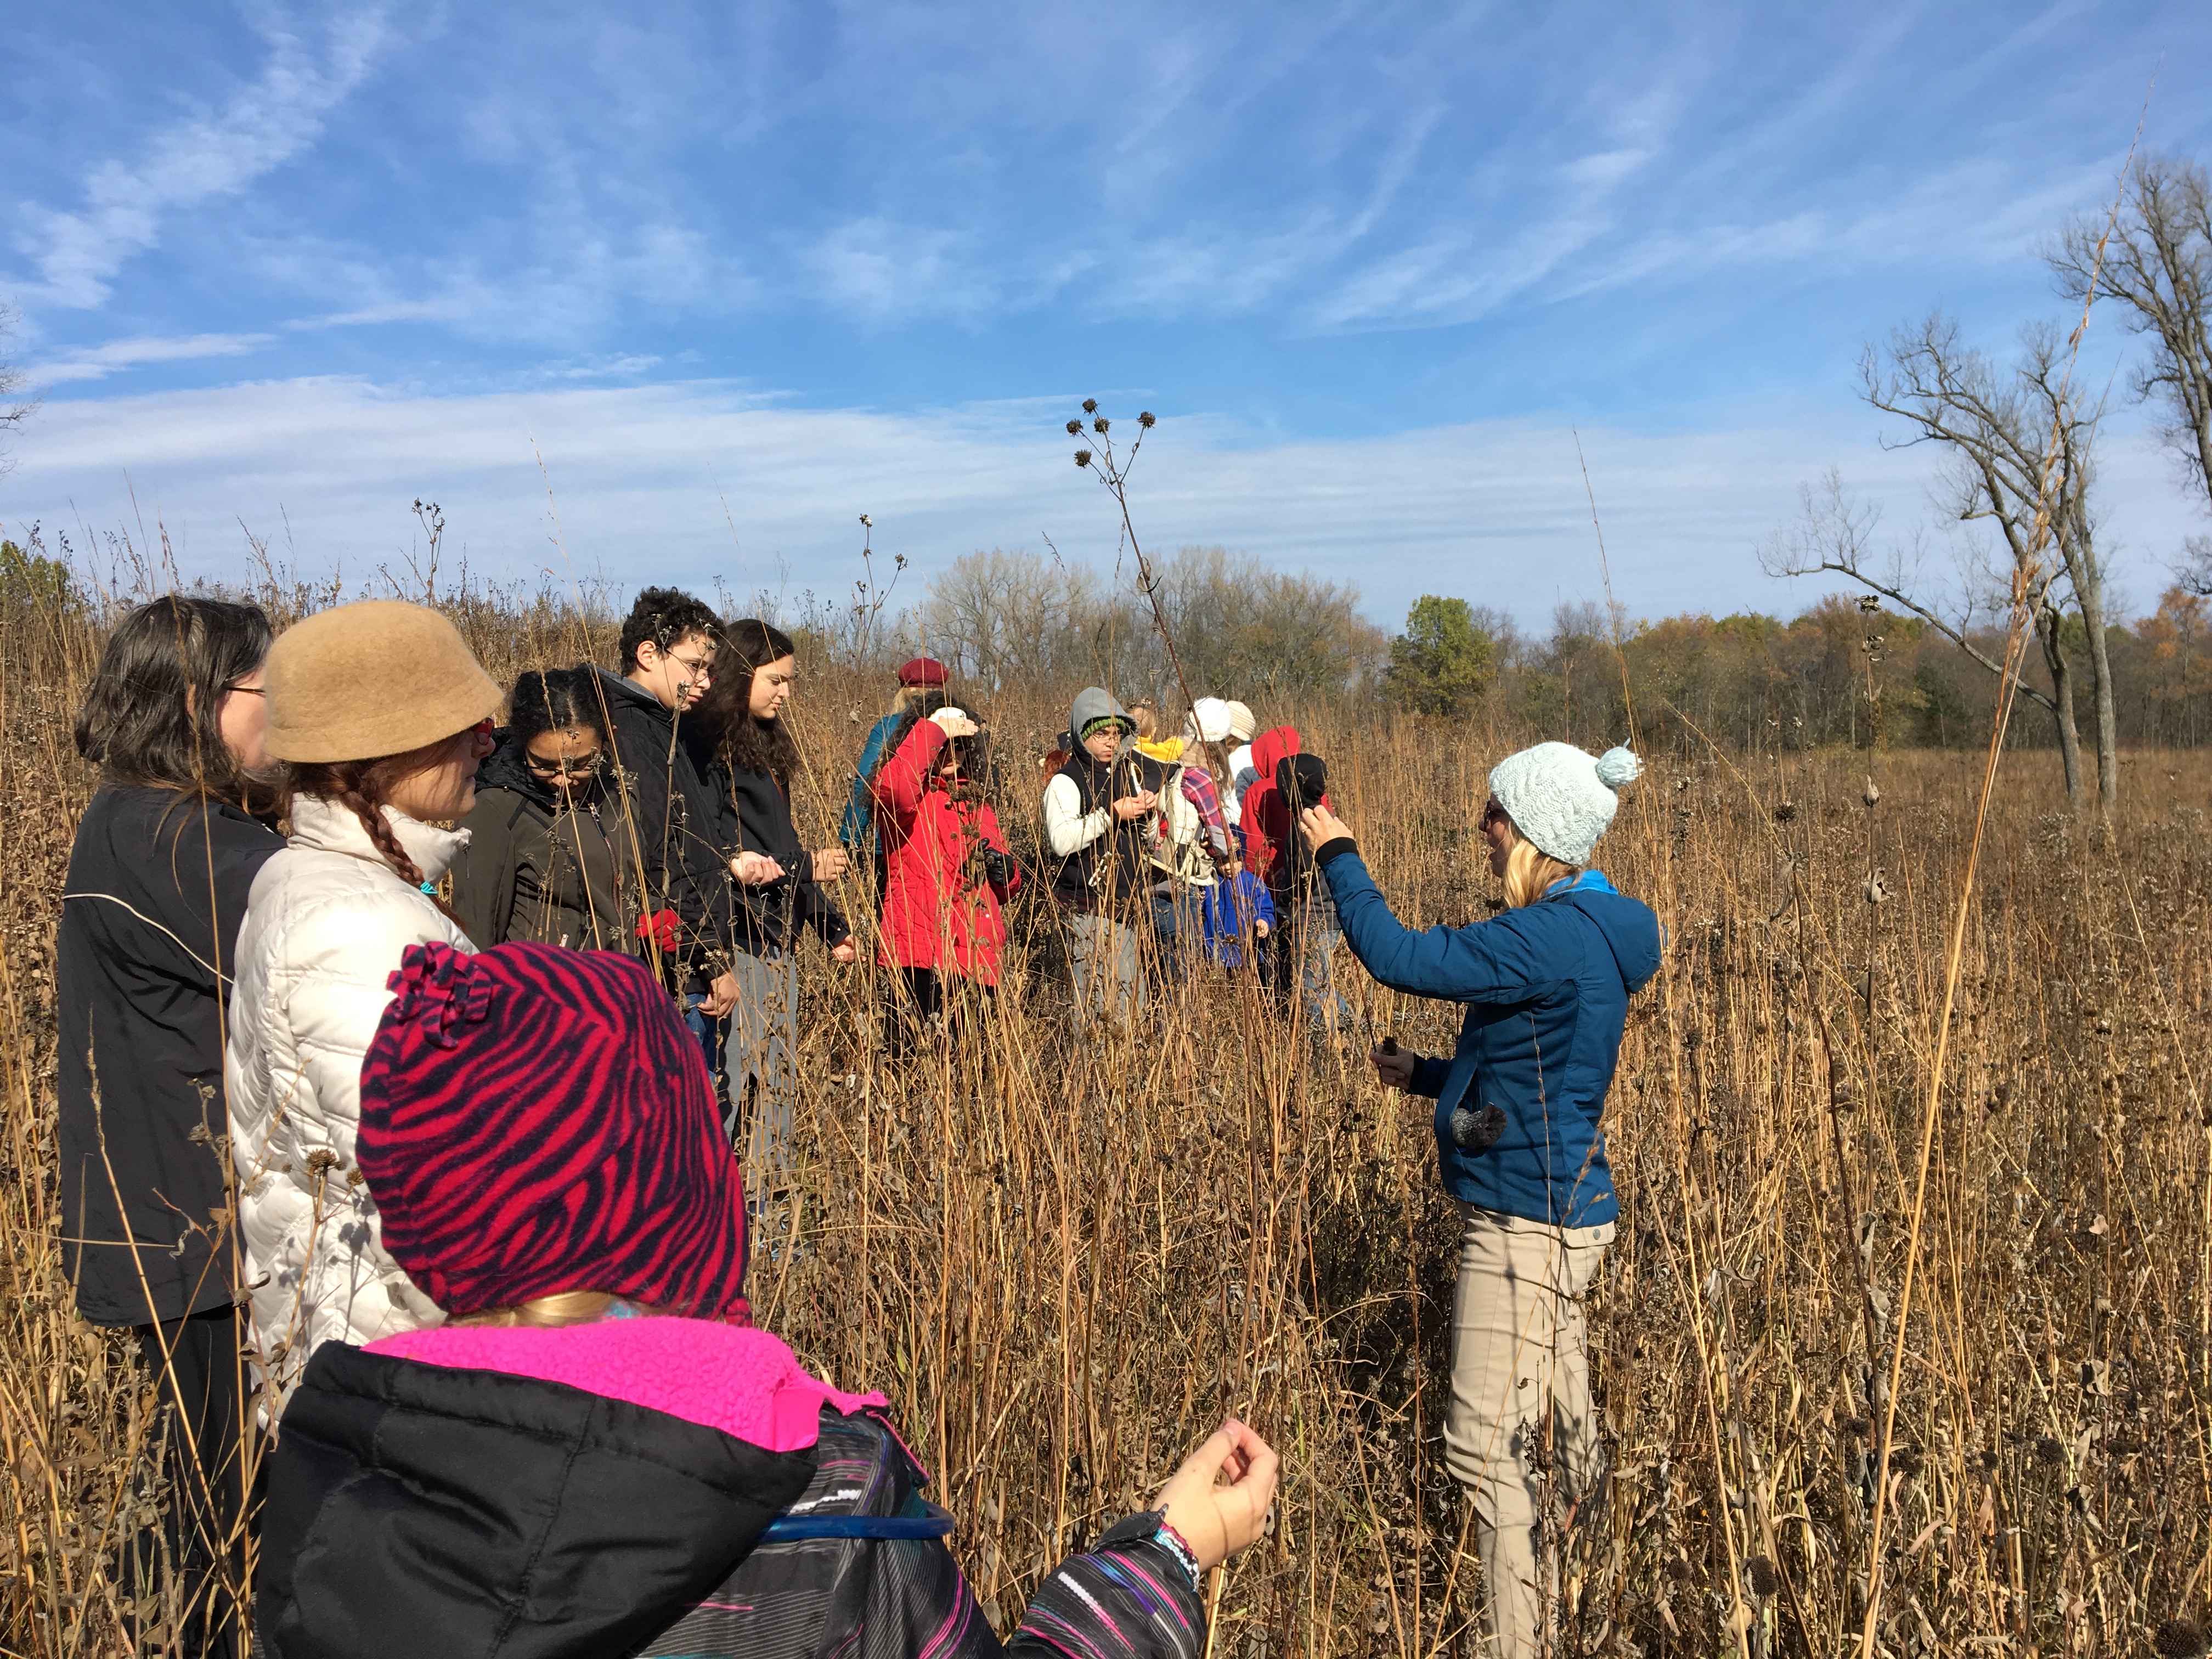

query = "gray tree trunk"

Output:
[[2034, 603, 2085, 804]]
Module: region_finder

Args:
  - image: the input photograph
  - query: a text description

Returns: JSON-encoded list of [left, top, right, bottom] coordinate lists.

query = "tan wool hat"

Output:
[[1223, 699, 1257, 742], [265, 601, 503, 763]]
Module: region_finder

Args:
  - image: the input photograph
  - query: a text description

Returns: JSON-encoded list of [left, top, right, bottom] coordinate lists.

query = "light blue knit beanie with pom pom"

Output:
[[1487, 741, 1643, 865]]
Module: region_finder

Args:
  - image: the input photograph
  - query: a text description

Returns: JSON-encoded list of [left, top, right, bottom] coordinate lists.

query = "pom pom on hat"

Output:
[[1488, 741, 1642, 866]]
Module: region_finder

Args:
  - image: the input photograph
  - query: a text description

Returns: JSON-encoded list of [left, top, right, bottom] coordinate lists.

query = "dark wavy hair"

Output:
[[617, 586, 720, 674], [507, 666, 608, 749], [696, 619, 800, 784], [74, 596, 276, 810], [866, 690, 990, 795]]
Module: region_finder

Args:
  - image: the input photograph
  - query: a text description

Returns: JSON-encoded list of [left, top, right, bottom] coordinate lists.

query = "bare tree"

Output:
[[0, 304, 40, 477], [2050, 154, 2212, 549], [1850, 314, 2114, 804], [1762, 466, 2070, 726]]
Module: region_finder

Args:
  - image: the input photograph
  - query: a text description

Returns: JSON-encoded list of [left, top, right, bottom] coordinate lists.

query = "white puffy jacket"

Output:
[[225, 795, 473, 1414]]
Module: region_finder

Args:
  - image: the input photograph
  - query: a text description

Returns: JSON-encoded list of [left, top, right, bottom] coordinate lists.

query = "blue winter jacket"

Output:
[[839, 714, 905, 852], [1319, 844, 1662, 1229]]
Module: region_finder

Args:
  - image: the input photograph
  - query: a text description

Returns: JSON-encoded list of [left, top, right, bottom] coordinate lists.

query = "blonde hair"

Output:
[[1500, 833, 1579, 909], [1128, 703, 1159, 740], [450, 1290, 661, 1329]]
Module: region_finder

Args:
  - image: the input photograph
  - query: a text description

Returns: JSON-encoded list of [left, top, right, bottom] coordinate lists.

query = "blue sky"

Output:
[[5, 2, 2210, 629]]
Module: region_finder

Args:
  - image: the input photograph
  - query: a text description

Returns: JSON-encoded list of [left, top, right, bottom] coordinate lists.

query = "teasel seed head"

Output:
[[1074, 450, 1091, 467], [1082, 398, 1098, 414], [1066, 420, 1081, 435], [1138, 410, 1155, 427], [2154, 1618, 2207, 1658], [1745, 1555, 1779, 1598], [2033, 1435, 2063, 1467], [1093, 416, 1109, 433]]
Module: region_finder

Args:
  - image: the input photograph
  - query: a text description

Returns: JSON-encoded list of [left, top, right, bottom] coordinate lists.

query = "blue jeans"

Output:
[[679, 990, 723, 1082]]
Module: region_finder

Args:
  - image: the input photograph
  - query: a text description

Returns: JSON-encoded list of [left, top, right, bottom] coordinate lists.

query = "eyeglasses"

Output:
[[221, 683, 267, 697], [669, 652, 714, 680], [524, 751, 603, 778]]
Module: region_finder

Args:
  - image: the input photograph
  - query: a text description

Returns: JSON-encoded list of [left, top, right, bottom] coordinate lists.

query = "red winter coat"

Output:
[[870, 720, 1021, 981], [1244, 725, 1332, 898]]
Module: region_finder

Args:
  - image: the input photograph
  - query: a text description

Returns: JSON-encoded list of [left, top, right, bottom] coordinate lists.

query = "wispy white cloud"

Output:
[[9, 9, 392, 309], [29, 332, 276, 383], [3, 374, 2199, 627]]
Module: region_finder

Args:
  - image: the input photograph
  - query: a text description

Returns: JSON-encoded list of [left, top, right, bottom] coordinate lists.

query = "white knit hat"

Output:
[[1185, 697, 1232, 745], [1223, 700, 1256, 742], [928, 706, 970, 730], [1488, 742, 1642, 865]]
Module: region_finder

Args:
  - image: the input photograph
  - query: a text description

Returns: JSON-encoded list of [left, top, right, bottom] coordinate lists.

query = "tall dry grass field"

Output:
[[3, 561, 2209, 1656]]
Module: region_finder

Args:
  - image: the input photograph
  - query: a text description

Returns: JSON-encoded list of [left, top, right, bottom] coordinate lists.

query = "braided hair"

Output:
[[287, 740, 470, 933]]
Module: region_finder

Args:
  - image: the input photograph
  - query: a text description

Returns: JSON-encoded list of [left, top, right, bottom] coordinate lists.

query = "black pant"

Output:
[[129, 1304, 255, 1657]]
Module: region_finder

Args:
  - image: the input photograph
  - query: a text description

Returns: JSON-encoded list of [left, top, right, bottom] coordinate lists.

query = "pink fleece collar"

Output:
[[366, 1318, 888, 1454]]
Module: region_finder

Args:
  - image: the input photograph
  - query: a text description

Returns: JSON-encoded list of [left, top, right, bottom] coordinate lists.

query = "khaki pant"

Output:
[[1446, 1204, 1613, 1658]]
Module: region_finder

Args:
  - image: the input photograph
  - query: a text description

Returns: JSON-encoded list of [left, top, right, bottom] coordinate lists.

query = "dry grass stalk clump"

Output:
[[0, 545, 2208, 1655]]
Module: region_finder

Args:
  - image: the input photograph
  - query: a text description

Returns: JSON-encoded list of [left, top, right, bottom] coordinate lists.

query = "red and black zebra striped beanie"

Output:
[[356, 940, 749, 1323]]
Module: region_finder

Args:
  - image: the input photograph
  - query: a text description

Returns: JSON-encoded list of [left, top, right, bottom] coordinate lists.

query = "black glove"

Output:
[[980, 847, 1019, 891]]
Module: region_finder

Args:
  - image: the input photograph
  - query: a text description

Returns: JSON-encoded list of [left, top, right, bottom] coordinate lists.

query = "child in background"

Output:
[[257, 939, 1277, 1658], [1200, 855, 1274, 974]]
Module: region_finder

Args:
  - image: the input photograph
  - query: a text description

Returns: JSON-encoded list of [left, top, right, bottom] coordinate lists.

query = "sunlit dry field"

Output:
[[3, 568, 2209, 1656]]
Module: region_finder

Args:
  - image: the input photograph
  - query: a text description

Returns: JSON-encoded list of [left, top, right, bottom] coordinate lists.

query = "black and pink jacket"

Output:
[[258, 1317, 1204, 1659]]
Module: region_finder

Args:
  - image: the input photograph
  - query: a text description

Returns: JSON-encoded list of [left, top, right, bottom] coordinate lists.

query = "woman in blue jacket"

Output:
[[1297, 741, 1659, 1659]]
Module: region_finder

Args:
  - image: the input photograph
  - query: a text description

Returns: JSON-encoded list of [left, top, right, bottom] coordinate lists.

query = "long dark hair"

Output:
[[74, 596, 275, 810], [695, 619, 799, 784], [508, 666, 608, 750]]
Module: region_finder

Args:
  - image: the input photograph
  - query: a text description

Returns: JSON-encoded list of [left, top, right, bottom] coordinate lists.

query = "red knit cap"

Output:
[[896, 657, 949, 687], [357, 942, 749, 1323]]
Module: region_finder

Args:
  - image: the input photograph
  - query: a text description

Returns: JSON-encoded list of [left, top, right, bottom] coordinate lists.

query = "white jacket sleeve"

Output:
[[1161, 768, 1200, 845], [1043, 773, 1111, 859]]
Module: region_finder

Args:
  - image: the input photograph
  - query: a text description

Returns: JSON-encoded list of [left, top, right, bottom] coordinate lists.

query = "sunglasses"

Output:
[[524, 750, 603, 778]]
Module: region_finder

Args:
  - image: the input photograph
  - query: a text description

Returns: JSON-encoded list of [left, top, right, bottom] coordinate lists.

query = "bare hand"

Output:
[[732, 852, 785, 885], [1297, 804, 1350, 851], [936, 714, 980, 739], [829, 939, 857, 964], [1371, 1044, 1418, 1090], [1153, 1418, 1279, 1572], [1254, 919, 1271, 939], [1112, 790, 1158, 822], [812, 847, 851, 881], [699, 972, 740, 1019]]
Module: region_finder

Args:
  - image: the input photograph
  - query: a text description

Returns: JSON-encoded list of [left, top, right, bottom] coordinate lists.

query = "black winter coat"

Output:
[[719, 761, 850, 956], [259, 1341, 1206, 1659], [450, 742, 640, 953], [55, 787, 283, 1325], [595, 670, 732, 978]]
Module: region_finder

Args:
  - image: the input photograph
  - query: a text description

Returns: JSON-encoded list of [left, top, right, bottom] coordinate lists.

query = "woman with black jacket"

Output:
[[58, 595, 284, 1656], [451, 667, 640, 953], [692, 621, 854, 1182]]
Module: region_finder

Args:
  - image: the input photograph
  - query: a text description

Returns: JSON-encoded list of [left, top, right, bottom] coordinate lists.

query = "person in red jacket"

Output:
[[1241, 725, 1348, 1031], [868, 703, 1022, 1042]]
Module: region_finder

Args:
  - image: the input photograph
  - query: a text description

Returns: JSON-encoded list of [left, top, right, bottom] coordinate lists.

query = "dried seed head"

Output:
[[1664, 1556, 1691, 1582], [2033, 1435, 2063, 1467], [1888, 1443, 1923, 1477], [2154, 1619, 2208, 1659], [1745, 1555, 1779, 1598], [1978, 1448, 2000, 1471], [1093, 416, 1109, 433], [1082, 398, 1098, 414], [1857, 594, 1882, 614], [1773, 800, 1797, 822], [1841, 1416, 1873, 1438], [1074, 450, 1091, 467], [1138, 410, 1156, 427], [1066, 420, 1082, 435]]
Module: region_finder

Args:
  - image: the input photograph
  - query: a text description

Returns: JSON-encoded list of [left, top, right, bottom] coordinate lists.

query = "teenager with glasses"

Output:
[[451, 667, 640, 953], [593, 587, 744, 1074], [59, 596, 281, 1656]]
